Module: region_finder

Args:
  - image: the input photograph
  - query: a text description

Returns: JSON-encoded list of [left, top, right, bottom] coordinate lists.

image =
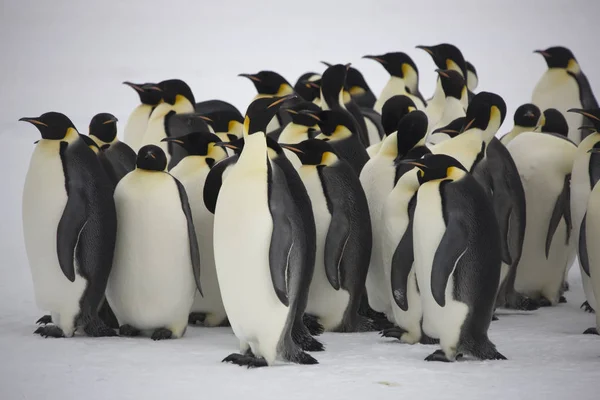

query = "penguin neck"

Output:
[[320, 89, 345, 111], [379, 132, 399, 158], [429, 78, 445, 105], [239, 132, 268, 172], [506, 125, 534, 140], [90, 134, 117, 147], [395, 167, 421, 194], [279, 123, 313, 144], [150, 98, 194, 120]]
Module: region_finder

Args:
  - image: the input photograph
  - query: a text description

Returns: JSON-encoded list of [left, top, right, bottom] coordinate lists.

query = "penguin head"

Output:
[[431, 117, 467, 139], [436, 69, 467, 100], [136, 145, 167, 171], [568, 108, 600, 132], [214, 137, 245, 155], [282, 101, 322, 128], [89, 113, 118, 144], [155, 79, 195, 106], [513, 104, 542, 129], [161, 131, 225, 167], [294, 72, 322, 102], [363, 52, 420, 85], [465, 61, 478, 91], [198, 109, 243, 139], [463, 91, 507, 134], [396, 111, 429, 155], [400, 154, 467, 184], [280, 139, 339, 166], [534, 47, 580, 73], [239, 71, 293, 96], [381, 95, 417, 135], [19, 112, 77, 140], [345, 66, 372, 97], [299, 109, 356, 142], [123, 82, 163, 105], [320, 63, 350, 105], [244, 96, 295, 135], [416, 43, 467, 78], [539, 108, 569, 136]]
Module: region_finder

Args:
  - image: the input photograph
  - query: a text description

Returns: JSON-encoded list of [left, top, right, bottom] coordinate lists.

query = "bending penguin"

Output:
[[368, 95, 417, 157], [89, 113, 137, 182], [106, 145, 202, 340], [122, 81, 162, 153], [20, 112, 117, 338], [466, 61, 478, 92], [499, 104, 542, 146]]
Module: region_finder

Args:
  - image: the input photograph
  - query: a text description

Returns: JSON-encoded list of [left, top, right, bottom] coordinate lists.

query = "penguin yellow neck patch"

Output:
[[320, 151, 338, 166]]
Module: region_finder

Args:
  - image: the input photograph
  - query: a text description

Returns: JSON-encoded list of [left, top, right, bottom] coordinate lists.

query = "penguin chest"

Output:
[[109, 172, 196, 329], [432, 98, 466, 133], [432, 132, 482, 172], [123, 104, 153, 153], [375, 77, 407, 113]]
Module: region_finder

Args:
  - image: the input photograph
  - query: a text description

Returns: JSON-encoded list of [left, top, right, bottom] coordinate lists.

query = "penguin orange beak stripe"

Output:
[[436, 129, 459, 134], [416, 46, 435, 56], [267, 95, 295, 109], [123, 81, 144, 92], [436, 69, 450, 78], [238, 73, 261, 82], [195, 115, 214, 122], [463, 118, 476, 131], [534, 50, 551, 58], [363, 55, 387, 64], [568, 108, 600, 122], [282, 108, 299, 115], [145, 85, 162, 92], [102, 119, 118, 124], [399, 160, 427, 168], [280, 144, 304, 154], [215, 142, 239, 150], [19, 117, 48, 127]]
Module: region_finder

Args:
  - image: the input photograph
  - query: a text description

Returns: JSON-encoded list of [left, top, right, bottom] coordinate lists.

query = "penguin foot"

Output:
[[222, 353, 268, 368], [583, 327, 599, 335], [245, 357, 268, 368], [538, 297, 553, 307], [34, 325, 65, 338], [580, 301, 595, 313], [492, 314, 499, 321], [425, 350, 452, 362], [419, 334, 440, 345], [559, 295, 567, 304], [380, 326, 406, 340], [84, 317, 118, 337], [303, 314, 324, 336], [504, 292, 540, 311], [119, 324, 141, 337], [98, 301, 119, 329], [293, 331, 325, 352], [188, 312, 206, 325], [487, 352, 507, 360], [151, 328, 173, 341], [36, 315, 52, 325], [372, 318, 395, 331], [289, 351, 318, 365]]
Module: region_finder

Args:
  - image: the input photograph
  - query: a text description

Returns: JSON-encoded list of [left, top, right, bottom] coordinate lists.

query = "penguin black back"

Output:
[[381, 95, 417, 136]]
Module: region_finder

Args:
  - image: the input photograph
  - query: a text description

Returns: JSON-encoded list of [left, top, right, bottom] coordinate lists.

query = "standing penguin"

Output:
[[194, 99, 244, 142], [88, 113, 137, 182], [107, 145, 201, 339], [532, 46, 598, 144], [568, 108, 600, 313], [281, 139, 373, 332], [368, 95, 417, 157], [294, 72, 322, 104], [404, 154, 505, 362], [160, 132, 229, 327], [122, 81, 162, 152], [346, 65, 377, 109], [363, 52, 426, 113], [465, 61, 478, 92], [214, 96, 317, 367], [499, 104, 542, 145], [427, 69, 468, 137], [20, 112, 117, 338]]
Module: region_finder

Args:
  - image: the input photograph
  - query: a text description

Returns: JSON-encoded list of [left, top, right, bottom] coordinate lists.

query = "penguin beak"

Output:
[[280, 144, 304, 154], [568, 108, 600, 121], [238, 73, 261, 82], [298, 110, 321, 122], [160, 137, 185, 144], [320, 61, 333, 67], [463, 118, 476, 131], [123, 81, 144, 92], [398, 159, 427, 168], [194, 115, 214, 123], [214, 142, 239, 150], [19, 117, 47, 127], [102, 118, 118, 124], [434, 129, 459, 135], [578, 125, 595, 131], [436, 69, 450, 78], [534, 49, 551, 58], [267, 94, 297, 109], [144, 85, 162, 92], [303, 81, 321, 89], [362, 55, 387, 64], [281, 108, 298, 115], [416, 45, 435, 56]]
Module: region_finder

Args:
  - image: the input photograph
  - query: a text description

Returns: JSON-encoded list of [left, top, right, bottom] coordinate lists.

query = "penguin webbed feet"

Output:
[[537, 297, 553, 307], [492, 314, 499, 321], [583, 327, 599, 335], [380, 326, 406, 340], [83, 317, 118, 337], [292, 320, 325, 352], [188, 312, 207, 325], [34, 325, 65, 338], [222, 353, 268, 368], [580, 301, 595, 313], [303, 314, 324, 336], [36, 315, 52, 325], [119, 324, 141, 337], [425, 349, 454, 362], [503, 291, 540, 311], [151, 328, 173, 341], [558, 295, 567, 304]]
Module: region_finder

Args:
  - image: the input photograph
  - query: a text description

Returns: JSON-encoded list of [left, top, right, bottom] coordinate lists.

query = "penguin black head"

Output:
[[381, 95, 417, 135], [321, 63, 350, 104], [280, 139, 338, 166], [244, 95, 295, 135], [136, 145, 167, 171], [19, 112, 77, 140], [162, 131, 222, 156], [568, 108, 600, 132], [431, 117, 467, 139], [155, 79, 195, 106], [463, 91, 507, 133], [437, 69, 467, 100], [214, 137, 245, 155], [89, 113, 118, 143], [534, 47, 579, 71], [298, 109, 356, 142], [294, 72, 321, 102], [416, 43, 468, 78], [513, 104, 542, 129], [282, 101, 322, 127], [396, 111, 429, 156], [400, 154, 467, 184], [363, 52, 420, 80], [345, 66, 373, 96], [239, 71, 293, 96], [123, 82, 163, 105], [540, 108, 569, 136]]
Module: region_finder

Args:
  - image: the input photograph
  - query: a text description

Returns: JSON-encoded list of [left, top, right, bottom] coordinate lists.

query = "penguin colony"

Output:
[[20, 44, 600, 366]]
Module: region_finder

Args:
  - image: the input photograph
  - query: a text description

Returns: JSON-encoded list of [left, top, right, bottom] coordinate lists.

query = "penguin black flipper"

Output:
[[203, 155, 239, 214], [172, 176, 202, 295], [573, 72, 599, 140], [390, 195, 416, 311], [56, 186, 87, 282], [579, 215, 590, 277], [545, 174, 572, 259], [361, 108, 385, 141]]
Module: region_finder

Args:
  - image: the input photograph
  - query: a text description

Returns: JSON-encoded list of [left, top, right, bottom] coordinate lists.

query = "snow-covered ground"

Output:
[[1, 1, 599, 399]]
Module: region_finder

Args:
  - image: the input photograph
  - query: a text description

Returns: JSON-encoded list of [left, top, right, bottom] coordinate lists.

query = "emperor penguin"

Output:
[[122, 81, 162, 152], [568, 108, 600, 313], [362, 52, 426, 113], [508, 130, 577, 305], [107, 145, 202, 340], [499, 104, 542, 145], [194, 99, 244, 142], [20, 112, 117, 338], [403, 154, 505, 362], [141, 79, 196, 162], [427, 69, 468, 137], [281, 139, 374, 332], [426, 117, 466, 144], [298, 108, 369, 175], [214, 96, 318, 367], [160, 132, 229, 327], [88, 113, 137, 182], [277, 101, 321, 168], [580, 144, 600, 335], [345, 65, 377, 109], [294, 72, 322, 104], [532, 46, 598, 144], [465, 61, 479, 92], [368, 95, 417, 157], [360, 111, 428, 321]]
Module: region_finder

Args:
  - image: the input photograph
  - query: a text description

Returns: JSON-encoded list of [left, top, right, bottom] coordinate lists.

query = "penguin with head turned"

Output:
[[294, 72, 322, 105], [122, 82, 162, 153], [426, 69, 468, 139], [346, 65, 377, 109], [214, 96, 318, 367], [465, 61, 478, 92], [277, 101, 322, 169], [194, 99, 244, 142], [281, 139, 374, 332], [499, 104, 542, 145], [532, 46, 598, 144], [402, 154, 505, 362], [367, 95, 418, 157], [567, 108, 600, 314], [539, 108, 570, 137], [363, 52, 426, 113], [20, 112, 118, 338]]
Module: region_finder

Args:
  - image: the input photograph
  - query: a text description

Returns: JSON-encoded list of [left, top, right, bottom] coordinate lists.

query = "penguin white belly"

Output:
[[22, 142, 87, 336], [431, 130, 481, 171], [123, 104, 153, 153], [532, 70, 582, 143], [585, 186, 600, 329], [430, 98, 466, 135], [365, 117, 381, 147], [300, 167, 349, 331], [213, 165, 288, 359], [266, 116, 280, 134], [413, 182, 469, 344], [425, 83, 445, 129], [360, 156, 394, 317], [171, 158, 226, 326], [367, 142, 383, 158], [108, 172, 196, 336]]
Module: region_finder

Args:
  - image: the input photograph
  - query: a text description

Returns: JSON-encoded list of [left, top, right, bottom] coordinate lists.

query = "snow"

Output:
[[1, 1, 599, 399]]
